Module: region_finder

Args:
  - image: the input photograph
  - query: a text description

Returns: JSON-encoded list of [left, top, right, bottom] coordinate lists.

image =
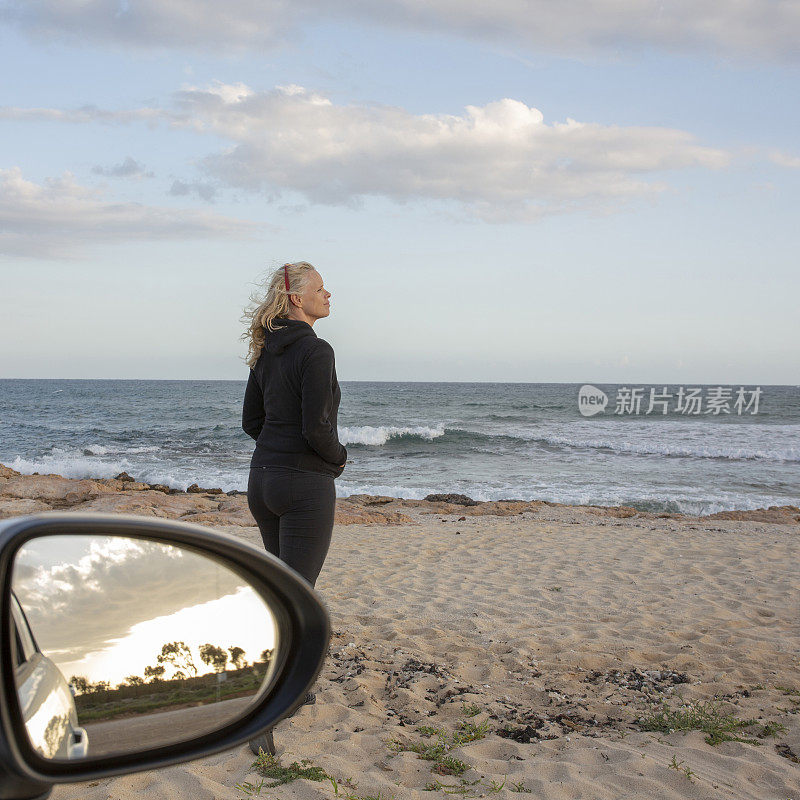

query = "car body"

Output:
[[11, 591, 88, 761]]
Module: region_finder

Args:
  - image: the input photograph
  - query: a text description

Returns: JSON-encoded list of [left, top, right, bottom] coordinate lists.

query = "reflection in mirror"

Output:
[[11, 535, 281, 760]]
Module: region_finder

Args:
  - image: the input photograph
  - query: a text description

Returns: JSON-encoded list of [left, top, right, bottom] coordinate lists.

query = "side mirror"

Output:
[[0, 513, 330, 799]]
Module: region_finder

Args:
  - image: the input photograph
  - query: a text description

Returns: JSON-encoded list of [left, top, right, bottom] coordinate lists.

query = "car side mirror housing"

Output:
[[0, 513, 330, 800]]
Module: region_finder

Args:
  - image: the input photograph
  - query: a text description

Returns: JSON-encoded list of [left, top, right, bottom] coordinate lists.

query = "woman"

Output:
[[241, 261, 346, 750], [242, 260, 346, 580]]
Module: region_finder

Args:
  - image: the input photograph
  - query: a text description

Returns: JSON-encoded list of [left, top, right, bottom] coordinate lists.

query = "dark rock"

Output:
[[584, 667, 690, 693], [187, 484, 222, 495], [496, 724, 541, 743], [424, 493, 480, 506], [776, 744, 799, 763], [115, 472, 135, 482], [363, 497, 395, 506]]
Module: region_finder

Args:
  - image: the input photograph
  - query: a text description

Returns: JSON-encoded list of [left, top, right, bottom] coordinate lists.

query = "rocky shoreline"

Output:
[[1, 463, 798, 527]]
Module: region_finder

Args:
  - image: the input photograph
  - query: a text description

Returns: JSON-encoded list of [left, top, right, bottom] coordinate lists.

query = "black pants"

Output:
[[247, 466, 336, 588]]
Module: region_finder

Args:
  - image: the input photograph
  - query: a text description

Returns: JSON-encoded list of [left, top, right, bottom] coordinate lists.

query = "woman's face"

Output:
[[296, 270, 331, 322]]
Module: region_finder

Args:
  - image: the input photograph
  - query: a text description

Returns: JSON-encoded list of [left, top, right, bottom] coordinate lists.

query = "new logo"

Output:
[[578, 384, 608, 417]]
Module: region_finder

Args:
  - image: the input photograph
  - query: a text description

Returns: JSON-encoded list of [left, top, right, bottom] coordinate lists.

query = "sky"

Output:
[[0, 1, 798, 383]]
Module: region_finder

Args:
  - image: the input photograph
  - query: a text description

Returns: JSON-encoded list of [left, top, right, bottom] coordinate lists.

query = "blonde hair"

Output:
[[241, 261, 318, 368]]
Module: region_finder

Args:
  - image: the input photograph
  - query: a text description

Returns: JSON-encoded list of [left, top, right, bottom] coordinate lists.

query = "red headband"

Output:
[[283, 264, 290, 292]]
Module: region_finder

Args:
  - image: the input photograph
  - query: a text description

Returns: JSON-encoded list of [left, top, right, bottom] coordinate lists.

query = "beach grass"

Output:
[[638, 700, 760, 746], [452, 719, 490, 745], [251, 753, 329, 786], [667, 755, 696, 781], [431, 755, 470, 776], [389, 715, 486, 778], [425, 776, 509, 795], [757, 721, 788, 738], [234, 778, 265, 796]]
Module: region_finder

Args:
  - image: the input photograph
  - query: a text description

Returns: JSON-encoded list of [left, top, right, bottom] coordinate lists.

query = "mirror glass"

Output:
[[10, 534, 282, 760]]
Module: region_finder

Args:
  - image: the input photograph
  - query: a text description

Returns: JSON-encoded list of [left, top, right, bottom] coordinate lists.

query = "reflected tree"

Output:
[[42, 714, 69, 759], [228, 646, 246, 670], [144, 664, 166, 682], [199, 643, 228, 673], [157, 641, 197, 679]]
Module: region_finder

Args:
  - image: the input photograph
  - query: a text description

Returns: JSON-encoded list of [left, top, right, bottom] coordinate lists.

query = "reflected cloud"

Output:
[[12, 535, 275, 685]]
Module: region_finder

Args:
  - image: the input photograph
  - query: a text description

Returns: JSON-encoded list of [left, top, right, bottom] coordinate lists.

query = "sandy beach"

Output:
[[1, 464, 798, 799]]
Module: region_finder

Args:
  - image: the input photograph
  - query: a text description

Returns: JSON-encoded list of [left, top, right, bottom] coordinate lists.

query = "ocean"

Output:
[[1, 380, 798, 516]]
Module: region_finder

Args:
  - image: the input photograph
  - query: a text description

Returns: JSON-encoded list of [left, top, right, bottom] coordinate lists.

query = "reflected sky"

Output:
[[12, 535, 277, 686]]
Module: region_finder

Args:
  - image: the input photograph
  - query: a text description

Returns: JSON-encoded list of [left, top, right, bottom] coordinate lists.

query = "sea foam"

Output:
[[339, 424, 445, 446]]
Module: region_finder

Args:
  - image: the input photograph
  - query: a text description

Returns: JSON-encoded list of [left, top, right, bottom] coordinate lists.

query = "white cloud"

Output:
[[92, 156, 153, 178], [0, 167, 256, 258], [13, 537, 246, 663], [2, 0, 798, 60], [168, 84, 730, 220], [768, 149, 800, 168], [0, 86, 733, 220], [169, 178, 218, 201]]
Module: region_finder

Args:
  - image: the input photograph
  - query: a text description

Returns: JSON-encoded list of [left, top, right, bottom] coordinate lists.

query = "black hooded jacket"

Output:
[[242, 318, 347, 478]]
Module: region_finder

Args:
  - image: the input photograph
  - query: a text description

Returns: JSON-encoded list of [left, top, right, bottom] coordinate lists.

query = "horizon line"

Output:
[[0, 378, 796, 387]]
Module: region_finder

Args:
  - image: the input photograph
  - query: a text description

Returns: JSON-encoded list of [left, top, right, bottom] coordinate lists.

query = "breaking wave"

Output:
[[340, 425, 446, 446]]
